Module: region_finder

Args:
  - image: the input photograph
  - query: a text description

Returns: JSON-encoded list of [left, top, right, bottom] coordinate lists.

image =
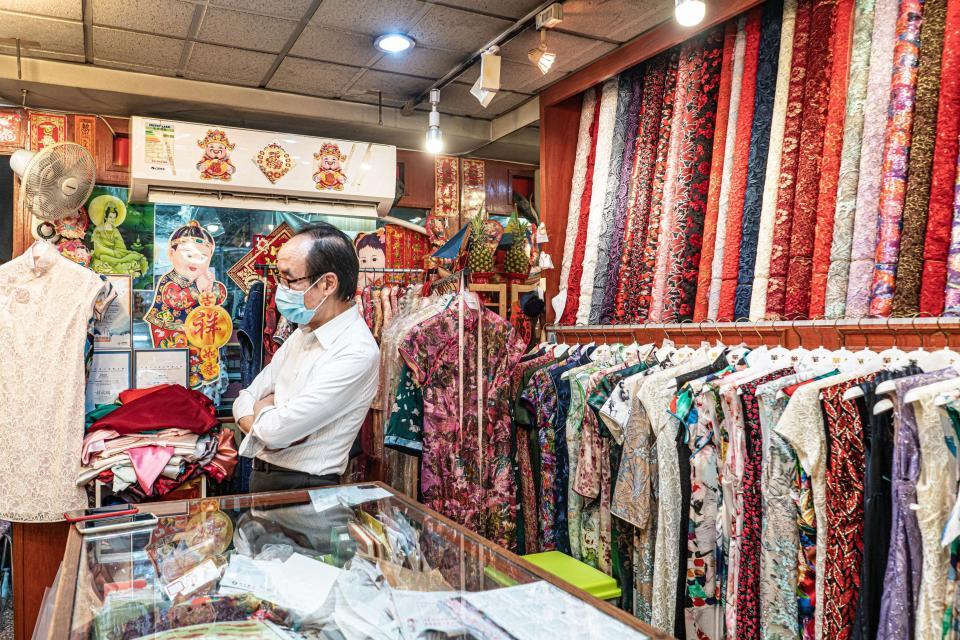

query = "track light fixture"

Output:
[[425, 88, 443, 154], [528, 29, 557, 74]]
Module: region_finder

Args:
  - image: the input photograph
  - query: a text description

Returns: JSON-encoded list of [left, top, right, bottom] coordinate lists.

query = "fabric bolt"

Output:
[[665, 28, 725, 323], [734, 0, 785, 321], [749, 0, 798, 321], [694, 22, 738, 322], [575, 78, 621, 325], [718, 8, 763, 321], [846, 0, 901, 317], [808, 0, 855, 318], [782, 0, 839, 319], [561, 87, 604, 325], [892, 0, 947, 316], [946, 144, 960, 315], [765, 0, 813, 318], [919, 0, 960, 314], [824, 0, 879, 318], [616, 55, 670, 323], [600, 70, 645, 324]]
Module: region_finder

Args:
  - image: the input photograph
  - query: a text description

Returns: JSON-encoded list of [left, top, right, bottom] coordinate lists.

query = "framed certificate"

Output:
[[85, 351, 132, 412], [134, 349, 189, 389], [94, 275, 133, 350]]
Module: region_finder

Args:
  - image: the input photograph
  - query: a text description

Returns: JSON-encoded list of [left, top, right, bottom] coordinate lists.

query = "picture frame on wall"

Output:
[[85, 351, 132, 412], [94, 275, 133, 350], [134, 348, 189, 389]]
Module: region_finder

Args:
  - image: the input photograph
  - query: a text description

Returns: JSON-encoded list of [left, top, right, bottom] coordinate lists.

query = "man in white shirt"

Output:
[[233, 223, 380, 493]]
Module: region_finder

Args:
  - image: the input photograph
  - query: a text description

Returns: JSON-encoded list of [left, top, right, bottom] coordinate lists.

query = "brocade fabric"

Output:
[[944, 146, 960, 315], [558, 89, 597, 298]]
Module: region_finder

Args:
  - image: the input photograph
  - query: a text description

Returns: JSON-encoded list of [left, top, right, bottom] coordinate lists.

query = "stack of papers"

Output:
[[220, 552, 342, 621]]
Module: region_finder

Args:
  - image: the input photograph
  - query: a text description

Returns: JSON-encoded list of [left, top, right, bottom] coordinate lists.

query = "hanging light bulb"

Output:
[[425, 88, 443, 154], [675, 0, 706, 26], [527, 29, 557, 74]]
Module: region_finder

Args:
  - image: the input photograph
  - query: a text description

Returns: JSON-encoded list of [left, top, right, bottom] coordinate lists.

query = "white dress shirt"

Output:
[[233, 305, 380, 476]]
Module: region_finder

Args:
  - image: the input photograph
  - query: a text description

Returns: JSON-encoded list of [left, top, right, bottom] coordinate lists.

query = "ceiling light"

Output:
[[374, 33, 415, 53], [479, 47, 501, 92], [528, 30, 557, 74], [675, 0, 705, 26], [471, 77, 496, 107], [425, 88, 443, 154]]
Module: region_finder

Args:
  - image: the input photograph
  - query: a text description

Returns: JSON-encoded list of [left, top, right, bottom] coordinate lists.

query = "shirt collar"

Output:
[[305, 304, 361, 349]]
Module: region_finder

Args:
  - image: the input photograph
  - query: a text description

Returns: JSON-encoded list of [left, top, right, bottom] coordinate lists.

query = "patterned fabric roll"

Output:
[[559, 90, 603, 325], [868, 0, 924, 317], [665, 28, 725, 322], [846, 0, 900, 317], [824, 0, 878, 318], [558, 89, 598, 295], [783, 0, 840, 319], [694, 22, 739, 322], [634, 52, 681, 322], [749, 0, 799, 320], [599, 70, 645, 324], [808, 0, 855, 317], [575, 77, 622, 324], [734, 0, 785, 321], [891, 0, 947, 316], [616, 53, 675, 323], [765, 0, 813, 318], [718, 8, 763, 321], [709, 18, 749, 320], [944, 142, 960, 315], [919, 0, 960, 315]]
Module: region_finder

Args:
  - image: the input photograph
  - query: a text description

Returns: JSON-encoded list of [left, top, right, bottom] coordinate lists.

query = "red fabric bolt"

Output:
[[717, 8, 763, 321], [919, 0, 960, 315], [809, 0, 855, 317], [91, 384, 218, 435], [559, 88, 603, 325], [783, 0, 839, 319], [694, 22, 738, 322]]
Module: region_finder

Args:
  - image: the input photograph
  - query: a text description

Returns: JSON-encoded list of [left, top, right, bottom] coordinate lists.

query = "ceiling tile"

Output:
[[94, 59, 179, 77], [311, 0, 428, 37], [497, 26, 616, 73], [197, 8, 298, 53], [93, 26, 184, 68], [92, 0, 196, 38], [426, 82, 529, 118], [408, 5, 512, 53], [435, 0, 544, 20], [347, 69, 432, 103], [208, 0, 315, 20], [559, 0, 671, 42], [0, 14, 83, 55], [0, 1, 81, 20], [266, 57, 358, 97], [372, 45, 463, 79], [185, 43, 276, 85], [0, 44, 84, 63], [289, 25, 378, 67]]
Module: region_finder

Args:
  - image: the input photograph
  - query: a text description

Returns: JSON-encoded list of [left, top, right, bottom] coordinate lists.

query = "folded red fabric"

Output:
[[91, 384, 217, 435]]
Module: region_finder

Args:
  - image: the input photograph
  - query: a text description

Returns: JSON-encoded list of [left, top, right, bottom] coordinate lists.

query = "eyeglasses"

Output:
[[277, 273, 317, 289]]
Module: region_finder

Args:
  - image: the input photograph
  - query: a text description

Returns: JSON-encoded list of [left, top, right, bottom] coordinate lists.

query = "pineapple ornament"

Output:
[[468, 212, 495, 282], [503, 209, 530, 278]]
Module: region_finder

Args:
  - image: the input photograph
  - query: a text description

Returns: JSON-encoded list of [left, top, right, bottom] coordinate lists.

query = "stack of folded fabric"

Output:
[[79, 384, 237, 502]]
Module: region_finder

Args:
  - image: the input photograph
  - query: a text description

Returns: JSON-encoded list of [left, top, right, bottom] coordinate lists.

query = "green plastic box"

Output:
[[521, 551, 622, 601]]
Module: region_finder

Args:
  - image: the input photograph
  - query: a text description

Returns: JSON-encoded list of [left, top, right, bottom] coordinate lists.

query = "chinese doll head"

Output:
[[355, 230, 385, 289], [169, 221, 215, 282], [316, 142, 344, 173], [197, 129, 235, 162]]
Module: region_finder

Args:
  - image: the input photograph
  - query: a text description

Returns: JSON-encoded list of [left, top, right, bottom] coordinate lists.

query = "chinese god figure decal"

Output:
[[313, 142, 347, 191], [196, 129, 236, 182], [144, 221, 231, 398]]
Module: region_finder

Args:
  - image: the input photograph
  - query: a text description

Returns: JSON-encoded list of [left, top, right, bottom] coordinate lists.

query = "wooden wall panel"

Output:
[[396, 149, 435, 210]]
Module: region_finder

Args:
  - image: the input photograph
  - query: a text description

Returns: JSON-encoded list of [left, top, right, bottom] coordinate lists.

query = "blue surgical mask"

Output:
[[275, 277, 328, 325]]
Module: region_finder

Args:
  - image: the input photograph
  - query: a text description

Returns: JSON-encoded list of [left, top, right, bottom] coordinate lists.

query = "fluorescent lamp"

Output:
[[374, 34, 415, 53], [528, 30, 556, 74], [675, 0, 705, 26]]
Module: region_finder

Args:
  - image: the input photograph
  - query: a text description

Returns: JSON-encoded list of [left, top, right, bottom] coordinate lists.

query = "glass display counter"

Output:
[[42, 483, 667, 639]]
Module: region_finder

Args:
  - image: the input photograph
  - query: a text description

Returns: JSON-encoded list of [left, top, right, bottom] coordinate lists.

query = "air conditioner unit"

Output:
[[128, 118, 396, 218]]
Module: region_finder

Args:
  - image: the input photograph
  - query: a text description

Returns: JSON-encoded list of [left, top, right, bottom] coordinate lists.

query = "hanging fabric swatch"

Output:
[[782, 0, 840, 319], [633, 52, 681, 322], [891, 0, 947, 316], [765, 0, 812, 319], [665, 28, 725, 322], [559, 89, 603, 325], [868, 0, 924, 317], [733, 0, 784, 321], [808, 0, 855, 318], [846, 0, 900, 318], [708, 18, 749, 320], [749, 0, 799, 320], [576, 77, 623, 324], [599, 70, 645, 324], [616, 54, 671, 323], [717, 8, 763, 321], [920, 0, 960, 315], [945, 145, 960, 315], [824, 0, 879, 318], [694, 22, 739, 322]]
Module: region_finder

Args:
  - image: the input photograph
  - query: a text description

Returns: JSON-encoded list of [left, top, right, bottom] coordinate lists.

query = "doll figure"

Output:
[[313, 142, 347, 191], [196, 129, 236, 182], [355, 229, 386, 289], [88, 195, 149, 278]]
